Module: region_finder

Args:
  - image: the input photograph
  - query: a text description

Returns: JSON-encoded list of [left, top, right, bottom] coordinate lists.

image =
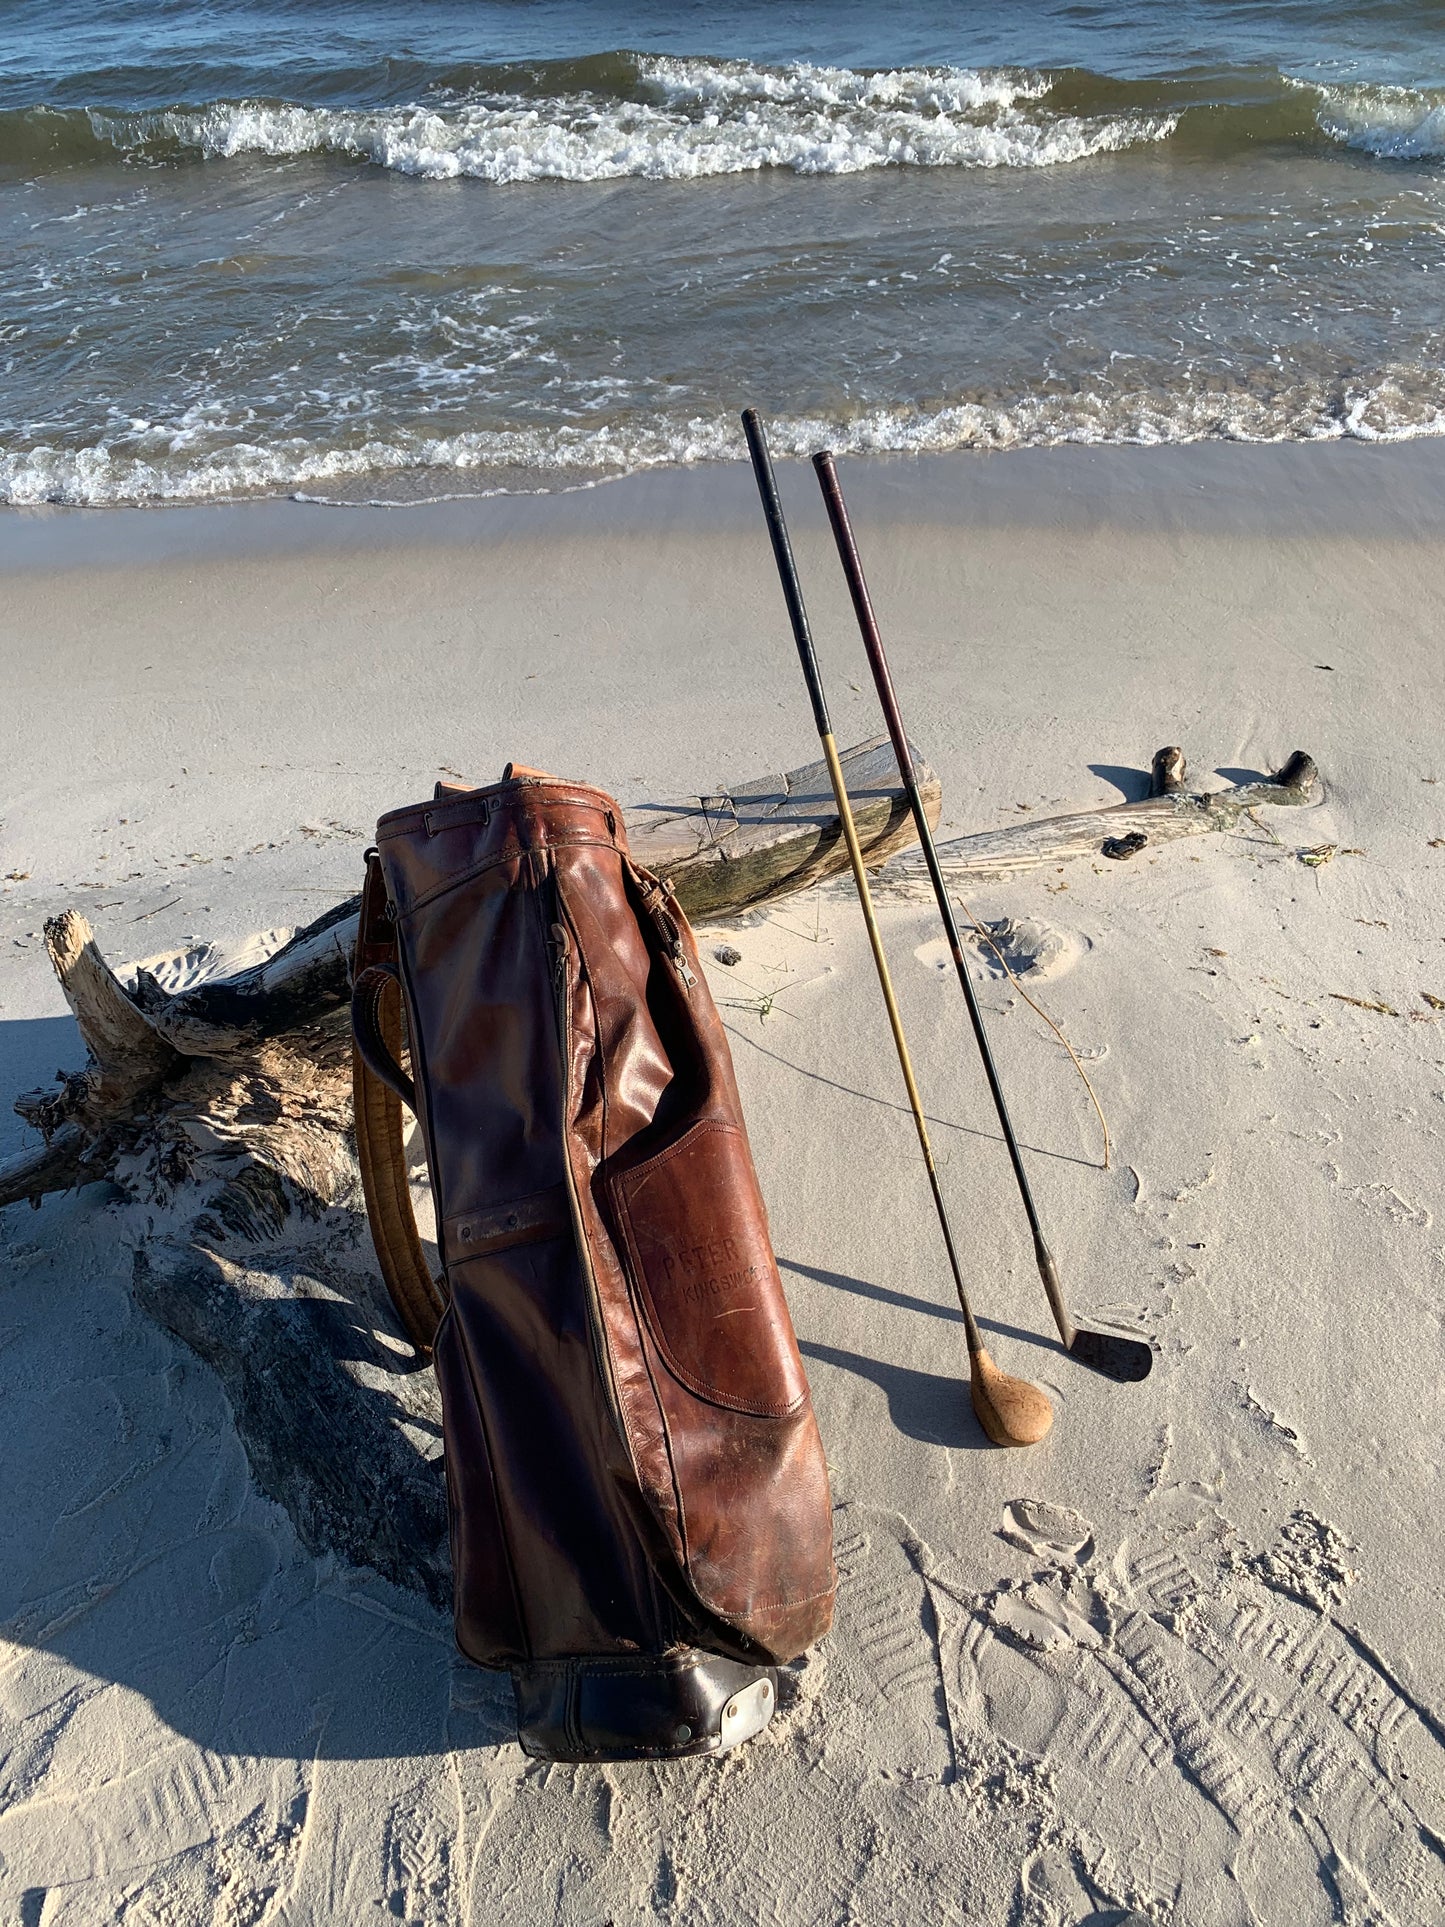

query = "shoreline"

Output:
[[5, 434, 1445, 575]]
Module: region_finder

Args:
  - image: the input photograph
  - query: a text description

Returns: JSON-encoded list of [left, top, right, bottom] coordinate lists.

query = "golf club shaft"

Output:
[[741, 409, 983, 1357], [812, 449, 1076, 1349]]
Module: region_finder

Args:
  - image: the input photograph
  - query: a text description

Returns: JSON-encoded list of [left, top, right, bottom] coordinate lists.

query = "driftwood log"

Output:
[[876, 746, 1320, 895], [0, 741, 1320, 1602]]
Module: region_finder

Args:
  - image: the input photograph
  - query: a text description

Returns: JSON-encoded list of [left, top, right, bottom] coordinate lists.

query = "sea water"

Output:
[[4, 0, 1445, 506]]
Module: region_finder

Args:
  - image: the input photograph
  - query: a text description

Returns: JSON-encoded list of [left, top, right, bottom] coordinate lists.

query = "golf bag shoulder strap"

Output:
[[351, 848, 447, 1354]]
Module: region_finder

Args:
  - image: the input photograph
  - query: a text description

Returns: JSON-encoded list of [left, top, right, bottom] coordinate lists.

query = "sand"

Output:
[[3, 440, 1444, 1924]]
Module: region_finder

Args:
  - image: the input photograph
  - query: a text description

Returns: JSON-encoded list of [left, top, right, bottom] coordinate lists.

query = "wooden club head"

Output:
[[970, 1348, 1054, 1448]]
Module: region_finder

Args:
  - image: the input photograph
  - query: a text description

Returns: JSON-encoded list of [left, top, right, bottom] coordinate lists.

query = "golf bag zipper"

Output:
[[631, 865, 697, 990]]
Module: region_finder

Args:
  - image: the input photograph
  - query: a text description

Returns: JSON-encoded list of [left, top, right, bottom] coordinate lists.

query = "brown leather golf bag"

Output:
[[350, 765, 835, 1761]]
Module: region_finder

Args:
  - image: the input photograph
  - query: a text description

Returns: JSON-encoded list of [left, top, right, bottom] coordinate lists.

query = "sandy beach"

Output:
[[3, 438, 1445, 1923]]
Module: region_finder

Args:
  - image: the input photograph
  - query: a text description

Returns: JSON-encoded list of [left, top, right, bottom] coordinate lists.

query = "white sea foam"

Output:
[[7, 375, 1445, 508], [87, 56, 1173, 183], [634, 55, 1049, 116], [1297, 79, 1445, 159]]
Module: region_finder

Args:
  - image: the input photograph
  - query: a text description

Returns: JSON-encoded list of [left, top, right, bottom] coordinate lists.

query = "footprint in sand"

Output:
[[988, 1575, 1110, 1654], [999, 1498, 1097, 1566], [915, 916, 1088, 982], [960, 1502, 1445, 1925]]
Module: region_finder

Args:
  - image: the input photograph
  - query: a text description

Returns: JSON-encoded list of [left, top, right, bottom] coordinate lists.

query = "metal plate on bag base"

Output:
[[717, 1674, 775, 1752]]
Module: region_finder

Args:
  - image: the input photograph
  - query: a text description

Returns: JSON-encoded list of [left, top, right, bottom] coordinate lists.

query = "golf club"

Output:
[[812, 448, 1153, 1384], [742, 407, 1054, 1448]]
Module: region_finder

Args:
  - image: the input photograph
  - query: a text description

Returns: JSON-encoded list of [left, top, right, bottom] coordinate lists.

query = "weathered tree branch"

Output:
[[876, 748, 1319, 895], [16, 909, 179, 1132]]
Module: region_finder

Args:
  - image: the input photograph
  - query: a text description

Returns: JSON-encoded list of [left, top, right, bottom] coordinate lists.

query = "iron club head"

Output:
[[970, 1347, 1055, 1448], [1068, 1327, 1155, 1383]]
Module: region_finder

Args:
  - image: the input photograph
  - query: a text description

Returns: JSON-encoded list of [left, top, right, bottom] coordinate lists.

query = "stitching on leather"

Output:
[[617, 1117, 730, 1180], [731, 1579, 838, 1617], [395, 830, 620, 919], [604, 1269, 687, 1571], [395, 779, 618, 822], [379, 797, 621, 846], [685, 1570, 836, 1621], [559, 874, 659, 1540], [354, 967, 415, 1109], [515, 1656, 718, 1680]]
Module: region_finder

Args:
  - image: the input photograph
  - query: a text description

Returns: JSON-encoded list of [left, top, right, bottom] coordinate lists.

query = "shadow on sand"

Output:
[[0, 1189, 509, 1766]]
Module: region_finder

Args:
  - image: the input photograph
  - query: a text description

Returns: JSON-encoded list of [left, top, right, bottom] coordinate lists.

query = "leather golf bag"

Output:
[[350, 765, 835, 1761]]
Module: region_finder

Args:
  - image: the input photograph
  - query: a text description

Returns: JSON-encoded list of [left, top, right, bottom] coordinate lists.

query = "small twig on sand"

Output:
[[765, 899, 829, 947], [716, 985, 790, 1024], [714, 962, 834, 1026]]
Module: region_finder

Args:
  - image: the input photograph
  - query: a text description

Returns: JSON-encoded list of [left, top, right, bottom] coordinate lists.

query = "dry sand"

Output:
[[2, 441, 1444, 1924]]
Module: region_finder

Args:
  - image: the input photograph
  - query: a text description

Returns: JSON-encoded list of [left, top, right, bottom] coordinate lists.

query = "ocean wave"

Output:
[[1, 54, 1174, 181], [7, 375, 1444, 508], [8, 56, 1445, 181], [119, 99, 1169, 181], [1303, 79, 1445, 159]]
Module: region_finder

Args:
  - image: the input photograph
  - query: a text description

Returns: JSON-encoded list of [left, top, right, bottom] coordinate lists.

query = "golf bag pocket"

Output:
[[610, 1120, 809, 1419]]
